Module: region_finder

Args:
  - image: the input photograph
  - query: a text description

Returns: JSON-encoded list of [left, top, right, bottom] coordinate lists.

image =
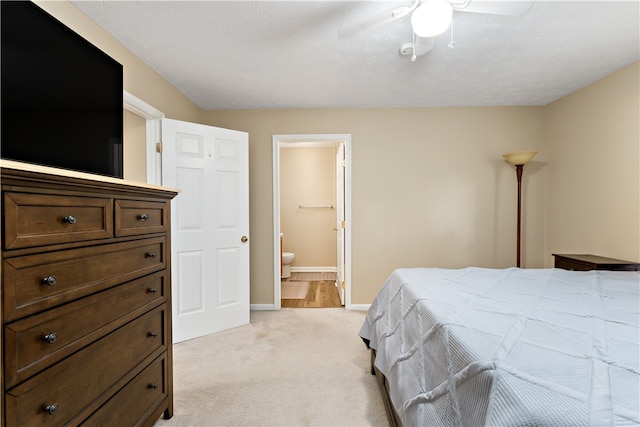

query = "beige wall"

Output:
[[202, 107, 546, 304], [123, 110, 147, 182], [35, 0, 203, 181], [32, 1, 640, 306], [36, 1, 201, 123], [203, 65, 638, 306], [543, 62, 640, 265], [280, 147, 337, 269]]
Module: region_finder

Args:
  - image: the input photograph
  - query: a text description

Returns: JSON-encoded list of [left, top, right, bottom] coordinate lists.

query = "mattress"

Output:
[[359, 267, 640, 426]]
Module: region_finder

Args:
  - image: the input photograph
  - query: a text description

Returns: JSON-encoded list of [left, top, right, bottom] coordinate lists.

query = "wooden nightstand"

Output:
[[553, 254, 640, 271]]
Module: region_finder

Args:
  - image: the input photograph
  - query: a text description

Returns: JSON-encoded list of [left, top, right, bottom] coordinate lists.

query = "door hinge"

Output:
[[341, 220, 346, 228], [341, 281, 346, 290], [156, 142, 163, 153]]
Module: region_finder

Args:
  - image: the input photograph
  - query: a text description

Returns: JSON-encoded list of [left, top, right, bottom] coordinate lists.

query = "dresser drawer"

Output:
[[3, 192, 113, 250], [5, 306, 167, 427], [4, 272, 167, 388], [82, 354, 168, 427], [115, 199, 169, 237], [3, 237, 166, 321]]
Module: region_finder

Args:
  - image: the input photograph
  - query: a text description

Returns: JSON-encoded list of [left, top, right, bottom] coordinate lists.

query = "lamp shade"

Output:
[[503, 150, 538, 166], [411, 0, 453, 38]]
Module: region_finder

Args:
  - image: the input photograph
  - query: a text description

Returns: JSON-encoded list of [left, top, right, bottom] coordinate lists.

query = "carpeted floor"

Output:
[[155, 309, 389, 426]]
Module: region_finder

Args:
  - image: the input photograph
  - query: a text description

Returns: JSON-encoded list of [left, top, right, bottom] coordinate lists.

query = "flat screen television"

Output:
[[1, 1, 124, 178]]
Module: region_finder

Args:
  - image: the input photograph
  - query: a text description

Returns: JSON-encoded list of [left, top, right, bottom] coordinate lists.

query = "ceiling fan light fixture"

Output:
[[411, 0, 453, 38]]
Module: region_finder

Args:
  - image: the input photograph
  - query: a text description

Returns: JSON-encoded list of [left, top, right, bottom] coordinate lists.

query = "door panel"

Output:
[[176, 168, 203, 229], [217, 248, 239, 306], [176, 251, 204, 314]]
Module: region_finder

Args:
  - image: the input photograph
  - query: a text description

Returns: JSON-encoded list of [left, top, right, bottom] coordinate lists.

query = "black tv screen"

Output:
[[1, 1, 124, 178]]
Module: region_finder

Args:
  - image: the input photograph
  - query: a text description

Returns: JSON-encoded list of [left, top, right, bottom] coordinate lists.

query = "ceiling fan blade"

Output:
[[451, 0, 534, 16], [338, 2, 419, 39]]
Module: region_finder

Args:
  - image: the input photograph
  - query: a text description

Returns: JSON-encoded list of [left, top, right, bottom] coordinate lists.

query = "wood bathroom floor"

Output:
[[281, 279, 342, 308]]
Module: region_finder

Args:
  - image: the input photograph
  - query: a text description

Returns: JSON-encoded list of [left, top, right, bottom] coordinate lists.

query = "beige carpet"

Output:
[[154, 309, 389, 427], [281, 281, 309, 299]]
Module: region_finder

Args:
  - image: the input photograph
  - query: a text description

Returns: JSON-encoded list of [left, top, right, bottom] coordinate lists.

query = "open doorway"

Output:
[[272, 134, 352, 310]]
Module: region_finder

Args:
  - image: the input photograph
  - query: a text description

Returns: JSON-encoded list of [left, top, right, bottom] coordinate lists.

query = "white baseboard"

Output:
[[348, 304, 371, 311], [250, 304, 276, 311]]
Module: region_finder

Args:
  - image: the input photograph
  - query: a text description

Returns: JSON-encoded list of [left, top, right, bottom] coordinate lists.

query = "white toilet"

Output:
[[281, 252, 295, 279]]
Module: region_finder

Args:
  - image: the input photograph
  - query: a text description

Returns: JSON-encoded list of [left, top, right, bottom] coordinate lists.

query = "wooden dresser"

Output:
[[1, 162, 178, 426], [553, 253, 640, 271]]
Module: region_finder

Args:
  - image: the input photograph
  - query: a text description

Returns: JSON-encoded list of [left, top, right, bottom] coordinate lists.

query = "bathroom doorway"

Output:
[[272, 134, 352, 310]]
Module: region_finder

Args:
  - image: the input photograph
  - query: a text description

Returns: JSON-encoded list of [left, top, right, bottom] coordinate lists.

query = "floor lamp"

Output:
[[503, 150, 538, 268]]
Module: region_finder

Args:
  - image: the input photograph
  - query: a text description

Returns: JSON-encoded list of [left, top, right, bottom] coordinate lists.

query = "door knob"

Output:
[[241, 236, 248, 243]]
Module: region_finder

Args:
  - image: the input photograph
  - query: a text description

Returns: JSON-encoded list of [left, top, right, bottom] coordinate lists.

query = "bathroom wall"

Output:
[[280, 146, 337, 270]]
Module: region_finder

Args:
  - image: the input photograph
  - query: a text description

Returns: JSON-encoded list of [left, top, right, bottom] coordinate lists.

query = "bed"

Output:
[[359, 267, 640, 426]]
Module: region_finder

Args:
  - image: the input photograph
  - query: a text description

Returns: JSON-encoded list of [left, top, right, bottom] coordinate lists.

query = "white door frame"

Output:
[[123, 90, 164, 185], [335, 141, 346, 305], [272, 134, 352, 310]]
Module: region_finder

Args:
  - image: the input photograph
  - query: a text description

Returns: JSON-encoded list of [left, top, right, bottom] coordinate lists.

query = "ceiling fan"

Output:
[[338, 0, 534, 61]]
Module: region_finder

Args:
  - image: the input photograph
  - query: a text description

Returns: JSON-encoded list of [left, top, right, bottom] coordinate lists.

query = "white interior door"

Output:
[[336, 142, 346, 305], [162, 118, 249, 343]]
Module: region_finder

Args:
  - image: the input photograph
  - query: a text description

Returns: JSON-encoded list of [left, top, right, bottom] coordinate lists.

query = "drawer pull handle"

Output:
[[149, 383, 159, 390], [63, 215, 77, 224], [42, 276, 57, 286], [148, 288, 158, 294], [146, 252, 157, 259], [43, 333, 58, 344], [149, 332, 159, 338], [139, 213, 150, 221], [44, 403, 59, 415]]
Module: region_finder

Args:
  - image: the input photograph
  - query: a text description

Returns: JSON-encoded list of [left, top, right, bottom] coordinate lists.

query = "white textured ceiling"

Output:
[[70, 1, 640, 110]]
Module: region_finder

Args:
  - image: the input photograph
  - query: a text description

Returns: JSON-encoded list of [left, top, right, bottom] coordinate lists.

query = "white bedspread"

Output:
[[359, 267, 640, 426]]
